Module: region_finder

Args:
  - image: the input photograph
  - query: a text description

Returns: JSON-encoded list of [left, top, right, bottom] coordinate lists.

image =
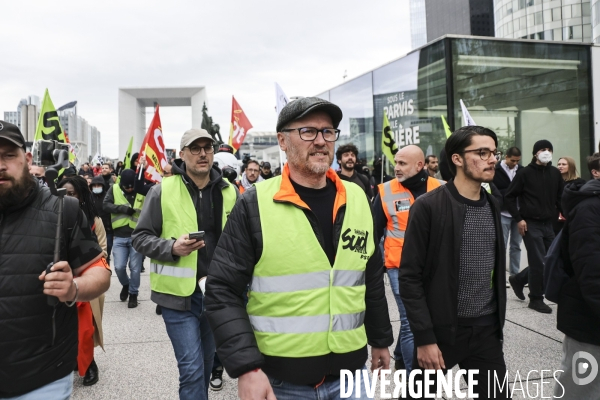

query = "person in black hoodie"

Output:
[[505, 140, 564, 313], [260, 161, 274, 180], [103, 169, 145, 308], [553, 153, 600, 398], [90, 175, 113, 264]]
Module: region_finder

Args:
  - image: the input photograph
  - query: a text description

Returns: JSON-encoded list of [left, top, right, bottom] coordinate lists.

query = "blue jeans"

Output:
[[162, 291, 215, 400], [113, 236, 143, 295], [501, 215, 522, 276], [5, 373, 72, 400], [268, 365, 373, 399], [387, 268, 414, 373]]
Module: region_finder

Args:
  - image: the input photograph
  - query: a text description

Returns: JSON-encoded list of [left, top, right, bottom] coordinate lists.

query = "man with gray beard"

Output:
[[206, 98, 393, 400]]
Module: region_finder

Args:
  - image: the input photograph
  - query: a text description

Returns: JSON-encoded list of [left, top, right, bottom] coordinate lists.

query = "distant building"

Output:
[[495, 0, 592, 42], [237, 131, 280, 167], [591, 0, 600, 42], [410, 0, 495, 49], [4, 95, 100, 166]]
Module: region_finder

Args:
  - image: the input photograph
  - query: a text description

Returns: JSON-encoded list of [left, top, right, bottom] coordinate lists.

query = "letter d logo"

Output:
[[572, 351, 598, 386]]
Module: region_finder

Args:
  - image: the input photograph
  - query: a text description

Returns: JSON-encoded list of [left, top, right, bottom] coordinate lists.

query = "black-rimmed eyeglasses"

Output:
[[187, 144, 215, 155], [280, 127, 340, 142], [462, 148, 503, 162]]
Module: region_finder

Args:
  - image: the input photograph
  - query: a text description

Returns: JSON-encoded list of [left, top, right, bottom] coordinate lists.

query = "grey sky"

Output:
[[1, 0, 411, 158]]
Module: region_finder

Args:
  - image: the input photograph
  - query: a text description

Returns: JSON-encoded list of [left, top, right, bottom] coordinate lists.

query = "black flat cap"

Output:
[[0, 121, 25, 148], [276, 97, 343, 132]]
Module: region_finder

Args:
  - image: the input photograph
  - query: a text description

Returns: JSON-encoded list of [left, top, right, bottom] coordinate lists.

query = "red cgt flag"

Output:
[[228, 96, 253, 152], [138, 105, 168, 183]]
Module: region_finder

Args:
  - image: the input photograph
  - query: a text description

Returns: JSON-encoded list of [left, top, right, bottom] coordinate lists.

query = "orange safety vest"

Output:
[[378, 177, 442, 269]]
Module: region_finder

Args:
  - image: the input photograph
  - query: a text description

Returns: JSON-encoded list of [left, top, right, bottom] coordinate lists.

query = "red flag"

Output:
[[228, 96, 253, 152], [138, 105, 167, 183]]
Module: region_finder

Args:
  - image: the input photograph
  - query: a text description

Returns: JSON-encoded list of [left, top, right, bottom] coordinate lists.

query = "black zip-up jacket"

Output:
[[205, 180, 393, 384], [131, 160, 235, 310], [399, 182, 507, 347], [558, 179, 600, 345], [504, 161, 564, 222], [493, 162, 521, 213]]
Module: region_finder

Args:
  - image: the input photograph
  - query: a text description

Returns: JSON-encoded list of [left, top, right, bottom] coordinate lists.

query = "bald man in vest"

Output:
[[205, 97, 393, 400], [373, 145, 444, 374]]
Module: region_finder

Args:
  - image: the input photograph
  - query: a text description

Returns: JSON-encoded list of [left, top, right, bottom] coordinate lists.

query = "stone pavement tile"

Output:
[[72, 341, 179, 399], [505, 303, 562, 342]]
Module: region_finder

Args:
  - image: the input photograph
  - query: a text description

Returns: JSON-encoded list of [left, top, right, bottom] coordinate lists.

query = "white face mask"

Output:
[[92, 187, 103, 194], [537, 150, 552, 164]]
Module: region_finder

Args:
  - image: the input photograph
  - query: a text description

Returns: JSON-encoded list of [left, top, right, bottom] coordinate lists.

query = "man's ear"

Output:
[[277, 133, 287, 152], [451, 153, 463, 168]]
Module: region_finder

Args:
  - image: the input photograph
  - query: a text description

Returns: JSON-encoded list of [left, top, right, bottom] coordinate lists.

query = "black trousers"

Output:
[[512, 219, 555, 300], [406, 323, 509, 399]]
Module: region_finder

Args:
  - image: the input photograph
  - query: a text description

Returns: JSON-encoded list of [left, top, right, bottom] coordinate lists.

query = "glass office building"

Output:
[[316, 35, 596, 177], [593, 0, 600, 42], [495, 0, 592, 42]]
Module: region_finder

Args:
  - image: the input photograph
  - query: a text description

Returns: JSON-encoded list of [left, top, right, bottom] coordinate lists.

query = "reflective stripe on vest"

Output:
[[249, 311, 365, 333], [111, 188, 144, 230], [247, 173, 373, 358], [379, 177, 442, 269], [250, 270, 365, 293], [149, 176, 237, 297]]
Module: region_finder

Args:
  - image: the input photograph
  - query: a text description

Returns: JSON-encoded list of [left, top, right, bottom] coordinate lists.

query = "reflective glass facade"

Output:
[[316, 36, 595, 176], [494, 0, 592, 42], [593, 0, 600, 42], [410, 0, 427, 49]]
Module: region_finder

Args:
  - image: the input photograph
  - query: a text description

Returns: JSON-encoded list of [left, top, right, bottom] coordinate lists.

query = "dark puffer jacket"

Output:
[[205, 178, 393, 385], [558, 179, 600, 345]]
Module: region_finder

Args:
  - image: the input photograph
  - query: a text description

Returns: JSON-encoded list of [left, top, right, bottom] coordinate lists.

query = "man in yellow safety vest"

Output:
[[206, 97, 393, 400]]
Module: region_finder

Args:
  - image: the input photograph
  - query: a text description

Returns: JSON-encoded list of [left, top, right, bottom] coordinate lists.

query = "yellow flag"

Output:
[[123, 137, 134, 170], [441, 115, 452, 138], [381, 110, 398, 165], [34, 89, 66, 143]]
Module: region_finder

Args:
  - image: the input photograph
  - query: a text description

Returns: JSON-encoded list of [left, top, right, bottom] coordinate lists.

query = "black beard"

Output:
[[0, 168, 38, 211], [342, 161, 355, 171]]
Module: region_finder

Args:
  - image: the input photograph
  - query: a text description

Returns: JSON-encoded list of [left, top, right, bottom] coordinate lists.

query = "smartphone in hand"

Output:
[[188, 231, 205, 242]]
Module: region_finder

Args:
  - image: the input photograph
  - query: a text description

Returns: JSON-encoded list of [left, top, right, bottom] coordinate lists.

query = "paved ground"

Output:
[[73, 246, 564, 400]]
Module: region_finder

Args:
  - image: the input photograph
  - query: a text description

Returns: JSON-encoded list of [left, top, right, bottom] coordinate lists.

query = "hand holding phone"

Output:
[[172, 233, 205, 257], [188, 231, 205, 242]]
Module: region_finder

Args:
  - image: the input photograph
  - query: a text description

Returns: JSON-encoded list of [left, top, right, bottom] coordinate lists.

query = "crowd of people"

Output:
[[0, 93, 599, 399]]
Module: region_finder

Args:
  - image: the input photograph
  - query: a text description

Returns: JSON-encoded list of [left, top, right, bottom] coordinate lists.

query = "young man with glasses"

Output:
[[206, 97, 393, 399], [238, 159, 263, 193], [400, 126, 509, 398], [505, 140, 564, 313], [132, 128, 238, 400]]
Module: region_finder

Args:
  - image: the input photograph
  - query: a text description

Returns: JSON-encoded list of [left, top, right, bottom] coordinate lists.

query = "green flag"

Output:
[[34, 89, 66, 143], [123, 136, 133, 170], [381, 110, 398, 165], [441, 115, 452, 138]]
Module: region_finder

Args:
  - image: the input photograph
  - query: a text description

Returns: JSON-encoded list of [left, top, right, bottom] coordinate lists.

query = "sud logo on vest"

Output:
[[342, 228, 369, 256]]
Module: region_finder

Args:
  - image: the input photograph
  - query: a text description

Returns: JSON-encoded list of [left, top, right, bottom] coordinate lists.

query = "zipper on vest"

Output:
[[198, 190, 203, 227]]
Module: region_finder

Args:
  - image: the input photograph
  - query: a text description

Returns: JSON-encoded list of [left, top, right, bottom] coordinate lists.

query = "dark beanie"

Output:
[[532, 139, 553, 155], [120, 169, 136, 189], [131, 153, 139, 164]]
